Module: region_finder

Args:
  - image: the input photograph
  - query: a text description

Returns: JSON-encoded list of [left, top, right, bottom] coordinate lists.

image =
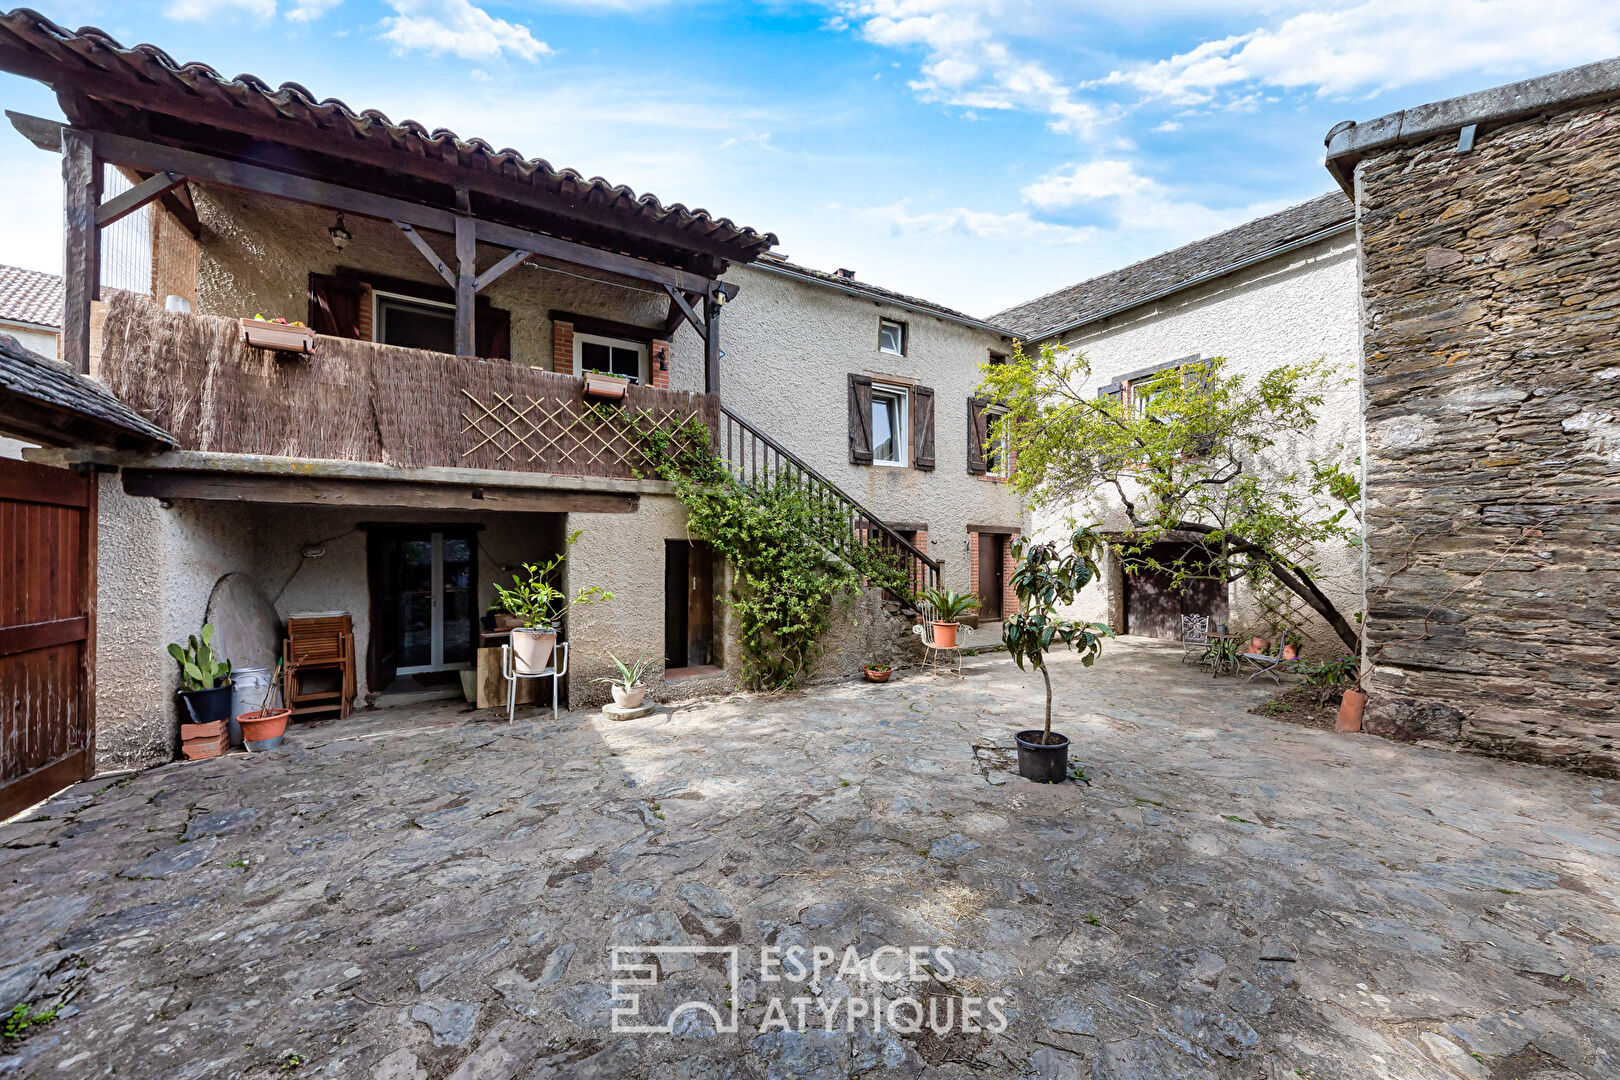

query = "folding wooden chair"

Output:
[[283, 612, 355, 720]]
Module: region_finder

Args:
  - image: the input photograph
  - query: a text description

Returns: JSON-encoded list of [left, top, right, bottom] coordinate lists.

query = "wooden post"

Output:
[[454, 214, 476, 356], [704, 285, 722, 397], [61, 128, 100, 375]]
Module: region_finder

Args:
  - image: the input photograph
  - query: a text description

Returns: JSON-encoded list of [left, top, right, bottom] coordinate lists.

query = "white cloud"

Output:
[[1107, 0, 1620, 105], [835, 1, 1104, 138], [286, 0, 343, 20], [382, 0, 551, 62], [166, 0, 274, 19], [851, 200, 1096, 244], [1021, 157, 1285, 236]]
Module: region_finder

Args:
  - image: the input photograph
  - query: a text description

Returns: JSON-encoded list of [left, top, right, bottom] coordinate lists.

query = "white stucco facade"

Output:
[[1026, 233, 1363, 656]]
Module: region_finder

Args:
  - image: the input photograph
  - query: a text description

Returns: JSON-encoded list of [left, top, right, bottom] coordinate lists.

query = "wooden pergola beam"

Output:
[[394, 222, 455, 287], [95, 169, 184, 228], [474, 248, 531, 292], [60, 127, 98, 375], [662, 284, 706, 341]]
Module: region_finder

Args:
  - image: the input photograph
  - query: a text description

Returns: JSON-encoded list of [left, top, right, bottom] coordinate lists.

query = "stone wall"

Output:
[[1355, 99, 1620, 776]]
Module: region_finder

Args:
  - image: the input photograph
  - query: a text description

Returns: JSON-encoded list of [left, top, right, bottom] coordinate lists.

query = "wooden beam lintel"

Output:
[[122, 469, 642, 514]]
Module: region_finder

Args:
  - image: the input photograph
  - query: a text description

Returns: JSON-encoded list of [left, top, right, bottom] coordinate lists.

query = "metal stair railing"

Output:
[[718, 405, 940, 608]]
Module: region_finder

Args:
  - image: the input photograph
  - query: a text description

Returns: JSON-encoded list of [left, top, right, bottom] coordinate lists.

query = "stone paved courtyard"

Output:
[[2, 638, 1617, 1079]]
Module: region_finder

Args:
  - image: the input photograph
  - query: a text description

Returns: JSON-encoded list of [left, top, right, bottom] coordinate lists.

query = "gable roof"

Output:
[[992, 193, 1354, 341], [0, 263, 62, 329], [752, 258, 1014, 336], [0, 332, 172, 449], [0, 8, 775, 271]]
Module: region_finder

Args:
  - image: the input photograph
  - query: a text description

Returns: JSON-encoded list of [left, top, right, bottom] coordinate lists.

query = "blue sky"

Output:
[[3, 1, 1620, 316]]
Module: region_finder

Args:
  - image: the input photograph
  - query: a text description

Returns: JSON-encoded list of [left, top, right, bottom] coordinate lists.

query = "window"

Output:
[[1100, 356, 1208, 418], [879, 318, 907, 356], [575, 333, 649, 384], [984, 406, 1010, 477], [376, 291, 455, 353], [871, 384, 908, 466]]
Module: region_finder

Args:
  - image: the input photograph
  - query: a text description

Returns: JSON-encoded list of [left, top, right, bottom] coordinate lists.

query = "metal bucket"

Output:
[[230, 666, 276, 748]]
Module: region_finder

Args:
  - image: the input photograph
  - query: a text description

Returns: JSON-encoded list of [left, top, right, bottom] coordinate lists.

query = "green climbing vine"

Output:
[[630, 417, 906, 691]]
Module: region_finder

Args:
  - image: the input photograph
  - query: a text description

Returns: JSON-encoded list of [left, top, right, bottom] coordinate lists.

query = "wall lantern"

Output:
[[328, 213, 352, 252]]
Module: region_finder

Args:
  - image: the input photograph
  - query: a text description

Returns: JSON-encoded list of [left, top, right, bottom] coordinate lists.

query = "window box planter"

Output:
[[583, 371, 631, 400], [241, 318, 314, 354]]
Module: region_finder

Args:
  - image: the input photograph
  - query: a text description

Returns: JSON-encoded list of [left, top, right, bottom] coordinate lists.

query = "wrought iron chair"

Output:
[[912, 600, 974, 677], [500, 640, 569, 721], [1180, 614, 1211, 665]]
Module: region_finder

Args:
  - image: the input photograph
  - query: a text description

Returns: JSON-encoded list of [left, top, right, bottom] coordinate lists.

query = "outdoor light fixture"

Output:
[[328, 213, 352, 251]]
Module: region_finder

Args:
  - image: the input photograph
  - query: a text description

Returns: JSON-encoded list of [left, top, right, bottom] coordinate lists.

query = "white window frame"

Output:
[[878, 318, 907, 357], [870, 382, 909, 467], [373, 289, 455, 349], [985, 405, 1010, 478], [574, 332, 650, 384]]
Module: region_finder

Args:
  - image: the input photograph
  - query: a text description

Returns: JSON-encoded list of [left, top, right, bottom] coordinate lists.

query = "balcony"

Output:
[[93, 294, 716, 494]]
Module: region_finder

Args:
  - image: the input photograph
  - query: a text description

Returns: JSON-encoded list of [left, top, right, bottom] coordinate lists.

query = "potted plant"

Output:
[[582, 369, 632, 400], [918, 588, 980, 649], [1002, 527, 1113, 783], [863, 663, 891, 683], [593, 654, 652, 709], [237, 660, 291, 752], [241, 314, 314, 353], [1280, 630, 1302, 661], [492, 531, 612, 674]]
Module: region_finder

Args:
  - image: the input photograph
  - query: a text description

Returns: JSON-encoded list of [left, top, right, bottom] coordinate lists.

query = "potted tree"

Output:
[[492, 531, 612, 674], [1002, 527, 1113, 783], [593, 654, 652, 709], [918, 588, 980, 649], [170, 624, 232, 758]]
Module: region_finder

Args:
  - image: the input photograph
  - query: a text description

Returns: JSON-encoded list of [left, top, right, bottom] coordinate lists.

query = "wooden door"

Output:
[[978, 533, 1004, 620], [1123, 543, 1228, 639], [665, 540, 714, 668], [1, 458, 96, 819]]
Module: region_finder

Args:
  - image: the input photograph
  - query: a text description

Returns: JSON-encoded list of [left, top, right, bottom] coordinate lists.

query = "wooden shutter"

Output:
[[1097, 381, 1124, 401], [967, 397, 988, 474], [911, 385, 936, 470], [849, 374, 874, 464], [476, 304, 511, 360], [307, 274, 365, 339]]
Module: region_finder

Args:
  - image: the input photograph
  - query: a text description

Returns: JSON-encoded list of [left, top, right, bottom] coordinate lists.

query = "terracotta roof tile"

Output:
[[0, 263, 62, 329]]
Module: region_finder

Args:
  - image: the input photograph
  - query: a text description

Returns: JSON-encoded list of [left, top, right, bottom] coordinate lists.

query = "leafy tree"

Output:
[[1004, 527, 1113, 744], [978, 344, 1361, 651]]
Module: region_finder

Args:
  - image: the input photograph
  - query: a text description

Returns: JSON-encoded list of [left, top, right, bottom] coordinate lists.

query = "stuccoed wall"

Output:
[[189, 188, 706, 383], [716, 264, 1027, 596], [94, 478, 565, 769], [1028, 235, 1363, 658], [1355, 99, 1620, 776]]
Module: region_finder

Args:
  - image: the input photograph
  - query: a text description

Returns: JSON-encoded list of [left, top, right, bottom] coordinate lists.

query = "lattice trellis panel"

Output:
[[1253, 536, 1315, 637], [460, 391, 713, 478]]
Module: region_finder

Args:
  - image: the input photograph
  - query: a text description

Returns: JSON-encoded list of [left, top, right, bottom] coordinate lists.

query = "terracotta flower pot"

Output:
[[611, 683, 647, 709], [1248, 637, 1269, 655], [933, 621, 960, 648], [864, 666, 891, 683], [238, 707, 290, 752], [1281, 644, 1298, 661], [511, 627, 557, 674], [1336, 688, 1367, 733]]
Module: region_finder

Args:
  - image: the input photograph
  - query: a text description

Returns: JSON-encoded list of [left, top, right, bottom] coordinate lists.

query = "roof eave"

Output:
[[1323, 56, 1620, 195], [1021, 219, 1356, 344]]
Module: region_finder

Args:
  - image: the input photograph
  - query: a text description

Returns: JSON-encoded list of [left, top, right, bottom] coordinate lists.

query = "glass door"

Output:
[[396, 531, 476, 674]]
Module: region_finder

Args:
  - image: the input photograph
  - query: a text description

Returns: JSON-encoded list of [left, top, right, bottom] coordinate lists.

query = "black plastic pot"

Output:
[[177, 683, 234, 726], [1015, 729, 1070, 783]]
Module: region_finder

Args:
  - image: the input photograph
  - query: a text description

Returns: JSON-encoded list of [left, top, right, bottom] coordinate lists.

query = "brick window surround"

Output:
[[552, 317, 670, 386]]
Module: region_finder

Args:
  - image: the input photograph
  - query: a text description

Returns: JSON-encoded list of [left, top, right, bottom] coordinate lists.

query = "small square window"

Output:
[[871, 384, 908, 466], [879, 319, 906, 356]]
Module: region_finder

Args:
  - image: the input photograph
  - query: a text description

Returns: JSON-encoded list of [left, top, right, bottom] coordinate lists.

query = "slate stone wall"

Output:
[[1355, 99, 1620, 776]]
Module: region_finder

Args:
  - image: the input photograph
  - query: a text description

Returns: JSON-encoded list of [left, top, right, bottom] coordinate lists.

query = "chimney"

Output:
[[834, 268, 857, 280]]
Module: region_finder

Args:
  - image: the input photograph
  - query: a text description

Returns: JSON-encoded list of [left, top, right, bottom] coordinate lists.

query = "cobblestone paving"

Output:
[[2, 638, 1617, 1079]]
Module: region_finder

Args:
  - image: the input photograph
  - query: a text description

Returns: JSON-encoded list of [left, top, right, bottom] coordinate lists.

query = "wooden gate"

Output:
[[1, 457, 96, 819]]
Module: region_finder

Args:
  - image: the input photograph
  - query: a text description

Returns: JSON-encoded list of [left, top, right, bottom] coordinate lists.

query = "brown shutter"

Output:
[[849, 374, 874, 464], [911, 385, 935, 470], [967, 397, 988, 474], [308, 274, 365, 339], [475, 303, 511, 360]]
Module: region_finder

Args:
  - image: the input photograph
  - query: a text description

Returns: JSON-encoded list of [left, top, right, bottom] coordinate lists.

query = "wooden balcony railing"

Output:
[[96, 293, 716, 480]]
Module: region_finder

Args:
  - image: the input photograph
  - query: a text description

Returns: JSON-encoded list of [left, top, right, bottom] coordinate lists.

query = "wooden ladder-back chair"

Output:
[[283, 612, 355, 720]]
